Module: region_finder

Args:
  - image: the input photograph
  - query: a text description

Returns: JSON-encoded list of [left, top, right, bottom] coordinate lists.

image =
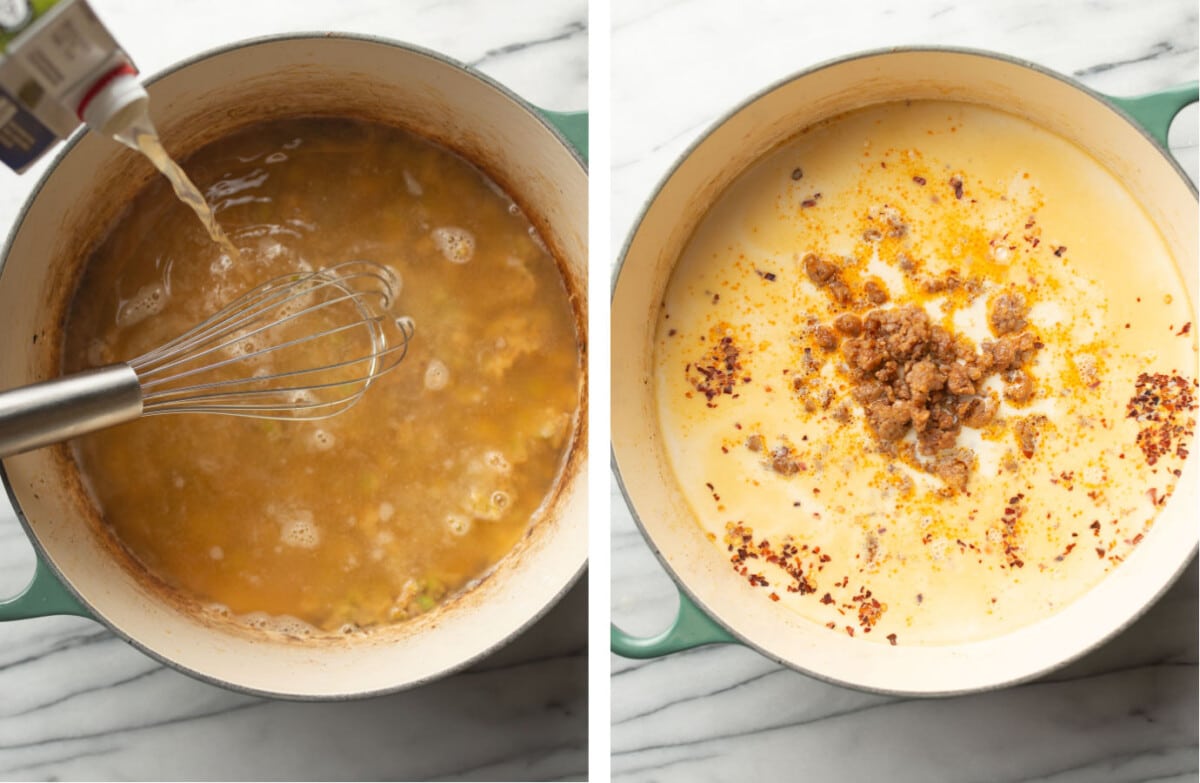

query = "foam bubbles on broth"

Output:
[[432, 226, 475, 263], [424, 359, 450, 391], [116, 282, 168, 328]]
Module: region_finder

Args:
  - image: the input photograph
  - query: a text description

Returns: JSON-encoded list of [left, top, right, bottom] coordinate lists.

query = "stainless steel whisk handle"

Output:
[[0, 365, 143, 458]]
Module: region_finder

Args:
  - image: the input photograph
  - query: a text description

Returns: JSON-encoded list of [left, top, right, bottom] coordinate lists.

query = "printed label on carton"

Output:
[[0, 84, 54, 172]]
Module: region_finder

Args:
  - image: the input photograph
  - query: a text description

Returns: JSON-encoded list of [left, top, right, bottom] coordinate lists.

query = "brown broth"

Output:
[[63, 117, 582, 635]]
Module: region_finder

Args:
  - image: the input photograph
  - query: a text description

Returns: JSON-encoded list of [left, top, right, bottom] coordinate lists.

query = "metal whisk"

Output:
[[0, 260, 413, 458]]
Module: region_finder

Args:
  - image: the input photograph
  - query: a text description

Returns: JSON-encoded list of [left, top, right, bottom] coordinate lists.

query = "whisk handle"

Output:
[[0, 365, 143, 458]]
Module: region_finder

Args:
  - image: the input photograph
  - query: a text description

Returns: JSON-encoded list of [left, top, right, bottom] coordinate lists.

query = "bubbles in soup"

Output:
[[63, 117, 581, 634], [432, 226, 475, 264]]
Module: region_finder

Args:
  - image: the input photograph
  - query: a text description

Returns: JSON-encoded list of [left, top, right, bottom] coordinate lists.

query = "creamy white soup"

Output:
[[654, 100, 1196, 646]]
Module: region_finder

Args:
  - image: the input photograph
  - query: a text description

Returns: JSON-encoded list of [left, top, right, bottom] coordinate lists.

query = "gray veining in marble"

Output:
[[610, 1, 1198, 781], [0, 1, 587, 781]]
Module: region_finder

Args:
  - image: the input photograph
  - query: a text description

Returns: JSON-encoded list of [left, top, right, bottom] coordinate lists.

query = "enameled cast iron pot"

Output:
[[611, 47, 1197, 695], [0, 34, 588, 699]]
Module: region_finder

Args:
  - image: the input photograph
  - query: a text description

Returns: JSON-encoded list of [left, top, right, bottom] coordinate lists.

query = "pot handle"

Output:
[[537, 109, 588, 163], [0, 553, 90, 620], [1106, 82, 1198, 149], [611, 588, 737, 658]]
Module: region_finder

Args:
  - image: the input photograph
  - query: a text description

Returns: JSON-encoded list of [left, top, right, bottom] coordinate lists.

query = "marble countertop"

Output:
[[610, 1, 1198, 782], [0, 1, 586, 781]]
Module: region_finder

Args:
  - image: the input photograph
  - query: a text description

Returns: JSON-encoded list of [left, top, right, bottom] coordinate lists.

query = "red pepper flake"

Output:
[[769, 592, 780, 602], [820, 592, 834, 605], [949, 175, 964, 199], [886, 633, 898, 646], [845, 626, 855, 638], [687, 330, 747, 405], [668, 328, 678, 336], [791, 167, 803, 181], [1177, 322, 1192, 336], [912, 175, 926, 186], [999, 494, 1026, 568], [801, 198, 818, 208], [1095, 547, 1106, 558], [825, 621, 836, 630], [1127, 372, 1196, 466], [724, 523, 818, 596], [1053, 246, 1067, 257]]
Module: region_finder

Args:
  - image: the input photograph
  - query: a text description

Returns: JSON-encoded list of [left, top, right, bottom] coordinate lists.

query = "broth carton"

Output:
[[0, 0, 146, 172]]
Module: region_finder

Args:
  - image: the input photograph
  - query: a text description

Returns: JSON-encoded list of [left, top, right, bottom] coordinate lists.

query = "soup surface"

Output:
[[655, 101, 1196, 645], [64, 117, 581, 635]]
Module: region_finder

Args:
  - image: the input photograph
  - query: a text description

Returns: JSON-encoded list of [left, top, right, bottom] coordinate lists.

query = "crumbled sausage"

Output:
[[746, 434, 764, 452], [930, 448, 974, 492], [1004, 369, 1035, 403], [843, 334, 890, 374], [988, 292, 1028, 336], [905, 360, 946, 401], [983, 332, 1038, 372], [851, 380, 890, 406], [803, 253, 837, 285], [834, 304, 1041, 489], [835, 313, 862, 336], [1013, 415, 1047, 458], [946, 363, 975, 395], [865, 400, 912, 441], [957, 395, 996, 428], [863, 279, 890, 305], [813, 325, 839, 351], [827, 279, 853, 305], [770, 446, 802, 475]]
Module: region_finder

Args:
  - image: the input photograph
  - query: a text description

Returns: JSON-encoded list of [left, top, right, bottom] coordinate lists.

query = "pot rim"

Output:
[[0, 31, 588, 701], [610, 44, 1198, 696]]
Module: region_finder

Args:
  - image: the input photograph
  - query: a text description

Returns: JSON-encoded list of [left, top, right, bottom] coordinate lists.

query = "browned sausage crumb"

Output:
[[863, 279, 890, 304], [836, 305, 1041, 489], [1004, 369, 1036, 403], [813, 325, 839, 351], [770, 445, 803, 475], [1013, 414, 1048, 459], [988, 292, 1028, 336], [835, 313, 863, 336], [803, 253, 838, 285], [930, 448, 975, 492]]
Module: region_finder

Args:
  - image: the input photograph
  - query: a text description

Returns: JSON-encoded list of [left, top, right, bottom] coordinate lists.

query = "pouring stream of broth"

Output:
[[111, 104, 242, 263]]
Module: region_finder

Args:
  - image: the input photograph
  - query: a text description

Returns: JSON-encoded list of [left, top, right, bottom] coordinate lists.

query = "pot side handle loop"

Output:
[[0, 554, 90, 620], [537, 109, 588, 164], [1106, 82, 1198, 149], [611, 588, 737, 658]]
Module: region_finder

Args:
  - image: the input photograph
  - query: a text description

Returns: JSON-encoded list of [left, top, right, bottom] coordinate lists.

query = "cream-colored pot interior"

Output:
[[0, 35, 587, 698], [613, 49, 1197, 695]]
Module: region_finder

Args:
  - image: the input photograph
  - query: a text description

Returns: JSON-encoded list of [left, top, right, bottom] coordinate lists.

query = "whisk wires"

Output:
[[129, 260, 413, 419]]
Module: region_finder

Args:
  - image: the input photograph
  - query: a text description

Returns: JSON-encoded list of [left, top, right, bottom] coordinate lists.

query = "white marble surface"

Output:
[[610, 1, 1199, 781], [0, 1, 586, 781]]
